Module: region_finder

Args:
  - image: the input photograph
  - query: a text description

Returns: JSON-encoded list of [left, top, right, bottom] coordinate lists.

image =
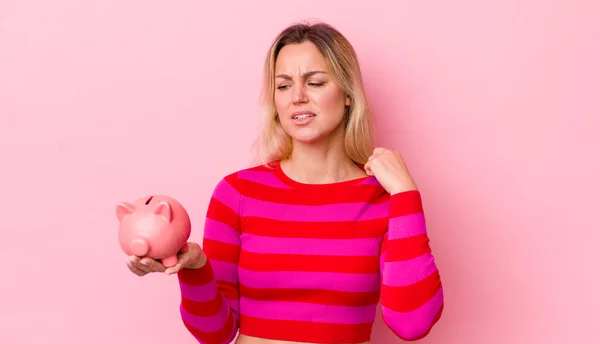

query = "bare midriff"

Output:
[[235, 334, 370, 344]]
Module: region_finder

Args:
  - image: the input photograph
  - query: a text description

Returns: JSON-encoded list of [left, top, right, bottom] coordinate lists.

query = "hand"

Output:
[[364, 147, 418, 195], [125, 242, 207, 277]]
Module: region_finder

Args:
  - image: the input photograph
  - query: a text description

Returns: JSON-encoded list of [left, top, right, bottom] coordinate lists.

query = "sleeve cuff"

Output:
[[389, 190, 424, 217], [177, 259, 214, 286]]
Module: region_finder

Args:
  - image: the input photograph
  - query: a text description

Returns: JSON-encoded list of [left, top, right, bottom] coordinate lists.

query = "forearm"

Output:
[[178, 260, 239, 344], [176, 174, 243, 343], [381, 190, 444, 340]]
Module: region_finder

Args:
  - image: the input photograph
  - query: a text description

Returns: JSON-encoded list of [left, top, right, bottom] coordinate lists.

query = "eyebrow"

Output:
[[275, 70, 327, 79]]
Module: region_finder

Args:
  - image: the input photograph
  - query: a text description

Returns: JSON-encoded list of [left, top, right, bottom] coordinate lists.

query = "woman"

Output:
[[126, 21, 444, 344]]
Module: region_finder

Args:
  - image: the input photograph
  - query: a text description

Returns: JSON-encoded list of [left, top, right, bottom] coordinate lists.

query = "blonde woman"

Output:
[[127, 21, 444, 344]]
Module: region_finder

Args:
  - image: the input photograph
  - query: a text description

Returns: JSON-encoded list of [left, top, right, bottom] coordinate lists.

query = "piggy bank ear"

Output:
[[153, 200, 172, 222], [116, 202, 136, 222]]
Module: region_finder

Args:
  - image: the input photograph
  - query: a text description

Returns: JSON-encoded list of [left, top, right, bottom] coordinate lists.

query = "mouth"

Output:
[[291, 111, 316, 120]]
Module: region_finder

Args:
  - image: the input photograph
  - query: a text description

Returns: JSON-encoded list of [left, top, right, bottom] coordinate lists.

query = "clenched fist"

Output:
[[364, 147, 418, 195]]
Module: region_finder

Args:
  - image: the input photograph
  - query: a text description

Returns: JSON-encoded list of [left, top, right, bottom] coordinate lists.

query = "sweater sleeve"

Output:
[[379, 190, 444, 341], [177, 174, 242, 344]]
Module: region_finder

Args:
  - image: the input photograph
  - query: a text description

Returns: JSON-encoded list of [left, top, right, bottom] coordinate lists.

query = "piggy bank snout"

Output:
[[130, 237, 150, 256]]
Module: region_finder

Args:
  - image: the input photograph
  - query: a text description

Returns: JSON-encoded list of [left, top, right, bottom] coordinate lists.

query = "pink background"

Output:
[[1, 1, 599, 343]]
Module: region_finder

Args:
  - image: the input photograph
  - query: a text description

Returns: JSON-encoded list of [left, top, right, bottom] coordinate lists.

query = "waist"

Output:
[[237, 314, 374, 344], [236, 334, 370, 344]]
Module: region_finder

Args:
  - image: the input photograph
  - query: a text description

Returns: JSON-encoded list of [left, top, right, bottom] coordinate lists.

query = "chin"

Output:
[[291, 133, 324, 144], [284, 126, 328, 144], [280, 116, 345, 144]]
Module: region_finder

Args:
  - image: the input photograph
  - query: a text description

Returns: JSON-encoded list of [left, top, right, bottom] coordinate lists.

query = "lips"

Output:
[[290, 110, 316, 126], [291, 111, 316, 120]]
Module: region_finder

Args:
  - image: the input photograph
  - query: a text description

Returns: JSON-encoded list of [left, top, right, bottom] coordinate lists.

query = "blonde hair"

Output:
[[255, 21, 375, 166]]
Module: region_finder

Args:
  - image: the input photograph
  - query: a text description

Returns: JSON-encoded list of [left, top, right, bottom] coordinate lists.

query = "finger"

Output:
[[164, 248, 195, 275], [127, 255, 142, 269], [126, 256, 148, 276], [131, 265, 147, 276], [129, 256, 154, 273], [137, 263, 154, 274], [140, 257, 166, 272], [164, 265, 180, 276], [363, 163, 374, 176], [365, 156, 381, 169], [164, 261, 185, 276], [167, 253, 193, 275], [373, 147, 386, 155]]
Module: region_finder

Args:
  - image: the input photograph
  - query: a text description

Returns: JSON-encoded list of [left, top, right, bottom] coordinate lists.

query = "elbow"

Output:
[[383, 321, 434, 341], [382, 302, 444, 341], [385, 323, 435, 341]]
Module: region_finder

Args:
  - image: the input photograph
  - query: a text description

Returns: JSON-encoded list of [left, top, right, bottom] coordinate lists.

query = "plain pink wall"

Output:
[[1, 1, 599, 343]]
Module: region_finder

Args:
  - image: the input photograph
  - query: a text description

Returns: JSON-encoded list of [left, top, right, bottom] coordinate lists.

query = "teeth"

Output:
[[294, 114, 313, 119]]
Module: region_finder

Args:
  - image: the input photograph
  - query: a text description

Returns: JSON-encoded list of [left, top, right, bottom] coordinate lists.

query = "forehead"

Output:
[[275, 41, 329, 74]]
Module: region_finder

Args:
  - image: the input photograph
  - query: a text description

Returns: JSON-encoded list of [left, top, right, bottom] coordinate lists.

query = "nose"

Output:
[[292, 84, 308, 104]]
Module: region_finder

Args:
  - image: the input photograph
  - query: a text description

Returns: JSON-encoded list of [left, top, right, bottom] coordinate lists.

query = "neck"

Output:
[[281, 130, 365, 184]]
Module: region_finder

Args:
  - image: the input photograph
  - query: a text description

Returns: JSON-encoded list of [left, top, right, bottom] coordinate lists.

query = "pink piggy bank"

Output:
[[116, 195, 191, 268]]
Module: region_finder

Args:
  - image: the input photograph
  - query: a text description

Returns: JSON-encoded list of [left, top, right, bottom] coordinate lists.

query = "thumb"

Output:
[[164, 244, 195, 275], [364, 162, 374, 176]]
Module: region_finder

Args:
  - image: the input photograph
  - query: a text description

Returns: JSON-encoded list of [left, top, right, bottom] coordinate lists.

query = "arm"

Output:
[[177, 174, 242, 344], [380, 190, 444, 341]]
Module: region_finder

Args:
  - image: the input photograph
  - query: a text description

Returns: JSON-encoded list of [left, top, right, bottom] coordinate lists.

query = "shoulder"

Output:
[[213, 162, 279, 194], [221, 162, 275, 183]]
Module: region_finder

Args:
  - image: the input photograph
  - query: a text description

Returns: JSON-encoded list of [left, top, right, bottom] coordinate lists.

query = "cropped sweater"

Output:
[[176, 162, 444, 344]]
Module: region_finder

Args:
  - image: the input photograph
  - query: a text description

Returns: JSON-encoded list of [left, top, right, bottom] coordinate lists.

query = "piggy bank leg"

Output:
[[162, 255, 178, 268]]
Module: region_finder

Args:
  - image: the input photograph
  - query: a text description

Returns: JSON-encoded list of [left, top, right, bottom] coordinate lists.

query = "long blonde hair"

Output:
[[255, 21, 375, 166]]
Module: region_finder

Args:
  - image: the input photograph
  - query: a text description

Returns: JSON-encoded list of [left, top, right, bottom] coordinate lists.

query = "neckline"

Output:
[[271, 160, 373, 190]]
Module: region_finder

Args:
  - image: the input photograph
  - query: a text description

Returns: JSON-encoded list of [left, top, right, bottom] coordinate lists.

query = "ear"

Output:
[[153, 200, 172, 222], [116, 202, 135, 222], [345, 94, 351, 107]]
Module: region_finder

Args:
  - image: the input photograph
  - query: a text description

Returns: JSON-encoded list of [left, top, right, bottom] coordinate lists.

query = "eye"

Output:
[[277, 84, 290, 90], [308, 82, 325, 87]]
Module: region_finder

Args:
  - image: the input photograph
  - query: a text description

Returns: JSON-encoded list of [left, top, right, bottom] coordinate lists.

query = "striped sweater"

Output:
[[176, 162, 444, 343]]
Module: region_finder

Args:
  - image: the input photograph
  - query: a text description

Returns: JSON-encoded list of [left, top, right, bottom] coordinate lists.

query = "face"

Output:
[[274, 41, 350, 144]]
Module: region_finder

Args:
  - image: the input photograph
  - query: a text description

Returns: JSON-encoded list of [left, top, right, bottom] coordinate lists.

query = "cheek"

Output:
[[273, 94, 290, 127], [274, 93, 289, 113], [314, 88, 346, 114]]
